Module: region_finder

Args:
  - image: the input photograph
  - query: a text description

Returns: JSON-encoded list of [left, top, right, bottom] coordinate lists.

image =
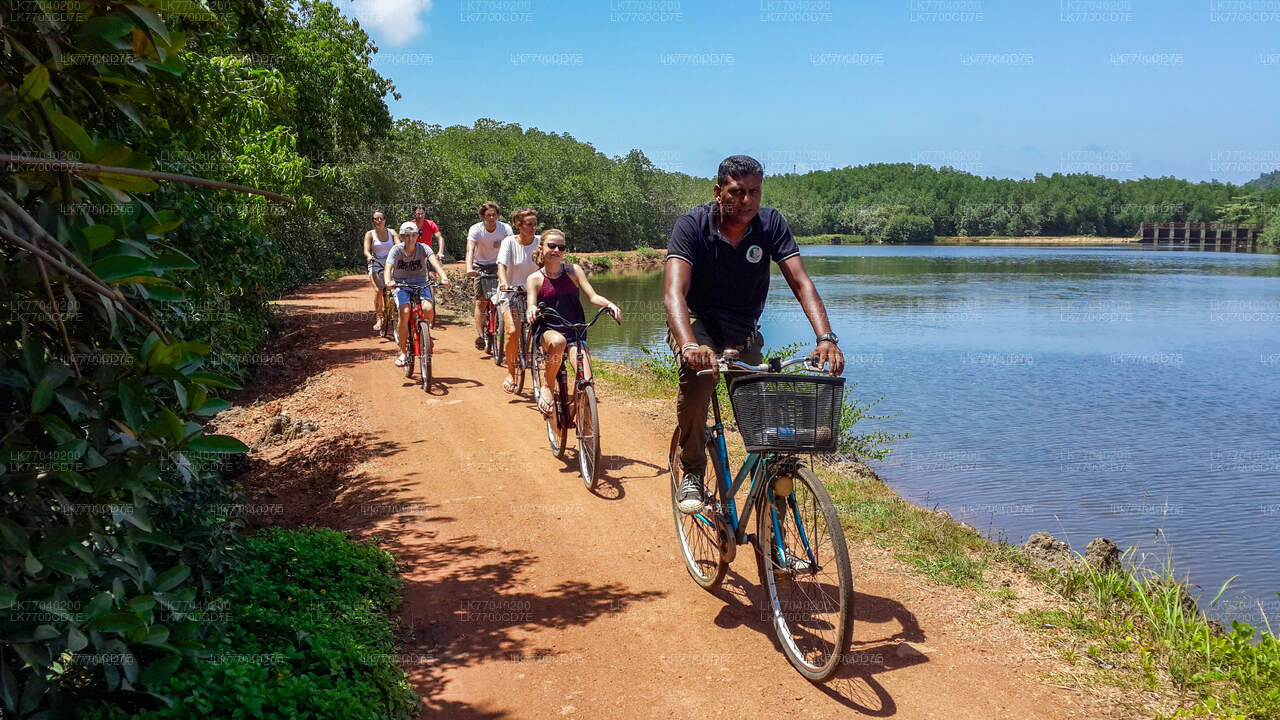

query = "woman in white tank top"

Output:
[[363, 209, 398, 332]]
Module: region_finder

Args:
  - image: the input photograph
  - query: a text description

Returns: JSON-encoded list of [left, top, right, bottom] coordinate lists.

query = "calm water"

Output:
[[588, 245, 1280, 623]]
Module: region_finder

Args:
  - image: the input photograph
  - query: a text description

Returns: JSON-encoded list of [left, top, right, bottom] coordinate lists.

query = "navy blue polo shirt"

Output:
[[667, 202, 800, 348]]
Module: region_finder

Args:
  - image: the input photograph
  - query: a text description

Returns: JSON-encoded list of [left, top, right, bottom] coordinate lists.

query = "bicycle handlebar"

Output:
[[534, 303, 618, 330], [695, 355, 820, 377]]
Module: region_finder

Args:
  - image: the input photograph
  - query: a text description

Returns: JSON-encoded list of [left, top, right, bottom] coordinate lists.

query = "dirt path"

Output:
[[244, 274, 1115, 719]]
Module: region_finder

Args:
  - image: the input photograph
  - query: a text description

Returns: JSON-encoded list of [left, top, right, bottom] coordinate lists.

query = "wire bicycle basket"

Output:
[[727, 373, 845, 453]]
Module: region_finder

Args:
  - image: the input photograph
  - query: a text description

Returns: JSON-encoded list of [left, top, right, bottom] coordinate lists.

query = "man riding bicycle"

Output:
[[664, 155, 844, 514], [385, 220, 450, 368], [466, 201, 513, 351]]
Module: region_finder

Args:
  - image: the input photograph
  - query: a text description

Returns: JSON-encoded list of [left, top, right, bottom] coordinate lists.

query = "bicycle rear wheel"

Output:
[[754, 464, 854, 682], [419, 320, 431, 392], [668, 428, 728, 590], [576, 384, 601, 490]]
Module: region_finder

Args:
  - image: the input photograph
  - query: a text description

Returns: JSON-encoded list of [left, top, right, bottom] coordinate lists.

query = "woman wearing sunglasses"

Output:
[[525, 229, 621, 422], [362, 209, 398, 333]]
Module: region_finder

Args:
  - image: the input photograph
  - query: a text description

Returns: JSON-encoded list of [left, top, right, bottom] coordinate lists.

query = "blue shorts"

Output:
[[394, 285, 433, 308]]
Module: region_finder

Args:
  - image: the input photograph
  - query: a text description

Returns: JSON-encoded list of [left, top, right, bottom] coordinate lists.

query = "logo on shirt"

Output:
[[745, 245, 764, 263]]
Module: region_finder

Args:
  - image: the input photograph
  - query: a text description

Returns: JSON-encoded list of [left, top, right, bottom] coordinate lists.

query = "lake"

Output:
[[587, 245, 1280, 624]]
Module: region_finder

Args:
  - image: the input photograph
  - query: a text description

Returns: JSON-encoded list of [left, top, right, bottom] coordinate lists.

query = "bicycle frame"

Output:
[[531, 305, 610, 425], [699, 382, 821, 570]]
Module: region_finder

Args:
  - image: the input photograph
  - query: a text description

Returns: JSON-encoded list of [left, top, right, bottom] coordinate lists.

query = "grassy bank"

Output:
[[90, 528, 419, 720], [795, 233, 870, 245], [592, 357, 1280, 720]]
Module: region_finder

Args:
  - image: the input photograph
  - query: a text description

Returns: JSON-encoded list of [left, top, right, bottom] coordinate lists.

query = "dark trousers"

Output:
[[667, 320, 764, 476]]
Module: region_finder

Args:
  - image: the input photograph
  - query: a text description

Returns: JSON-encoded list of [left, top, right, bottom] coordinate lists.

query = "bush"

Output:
[[636, 246, 658, 259], [881, 214, 936, 244], [89, 528, 418, 720]]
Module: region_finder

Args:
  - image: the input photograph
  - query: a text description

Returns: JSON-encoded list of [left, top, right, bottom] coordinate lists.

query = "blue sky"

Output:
[[347, 0, 1280, 183]]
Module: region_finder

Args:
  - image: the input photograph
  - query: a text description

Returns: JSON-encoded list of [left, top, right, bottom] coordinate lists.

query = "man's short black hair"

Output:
[[413, 204, 426, 213], [716, 155, 764, 186]]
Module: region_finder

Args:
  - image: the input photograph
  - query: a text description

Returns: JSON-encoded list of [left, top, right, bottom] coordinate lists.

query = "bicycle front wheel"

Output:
[[668, 428, 727, 590], [494, 311, 506, 367], [576, 385, 601, 490], [515, 321, 529, 395], [755, 463, 854, 682], [419, 320, 431, 392]]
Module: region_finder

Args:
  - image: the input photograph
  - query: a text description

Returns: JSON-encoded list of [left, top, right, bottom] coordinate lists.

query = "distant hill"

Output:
[[1245, 171, 1280, 190]]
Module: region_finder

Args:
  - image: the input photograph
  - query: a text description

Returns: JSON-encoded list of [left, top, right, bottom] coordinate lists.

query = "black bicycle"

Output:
[[529, 304, 617, 489], [475, 269, 501, 356], [669, 352, 853, 681]]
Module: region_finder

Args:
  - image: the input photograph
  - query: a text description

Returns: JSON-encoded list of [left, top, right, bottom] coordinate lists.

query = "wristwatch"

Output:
[[816, 332, 839, 346]]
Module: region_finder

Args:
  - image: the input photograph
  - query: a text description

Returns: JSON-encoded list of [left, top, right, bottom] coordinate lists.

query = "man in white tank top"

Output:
[[466, 201, 514, 351]]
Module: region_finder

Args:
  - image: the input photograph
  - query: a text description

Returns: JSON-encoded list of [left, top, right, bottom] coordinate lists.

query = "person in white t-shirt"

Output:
[[466, 201, 514, 351], [497, 207, 540, 393]]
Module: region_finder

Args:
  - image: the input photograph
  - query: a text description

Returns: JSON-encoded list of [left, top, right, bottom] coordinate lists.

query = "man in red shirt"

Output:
[[413, 205, 447, 260]]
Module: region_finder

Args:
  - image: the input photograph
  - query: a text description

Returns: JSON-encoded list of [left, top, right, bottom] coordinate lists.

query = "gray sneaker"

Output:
[[677, 472, 707, 514]]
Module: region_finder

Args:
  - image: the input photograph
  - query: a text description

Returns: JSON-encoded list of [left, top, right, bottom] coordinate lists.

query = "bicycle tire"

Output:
[[494, 310, 506, 367], [419, 320, 431, 392], [515, 320, 530, 396], [402, 320, 415, 379], [754, 463, 854, 682], [668, 428, 728, 590], [576, 384, 601, 490], [546, 368, 568, 457]]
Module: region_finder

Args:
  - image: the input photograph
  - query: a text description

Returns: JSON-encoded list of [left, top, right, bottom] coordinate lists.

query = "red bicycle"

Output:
[[390, 280, 444, 392]]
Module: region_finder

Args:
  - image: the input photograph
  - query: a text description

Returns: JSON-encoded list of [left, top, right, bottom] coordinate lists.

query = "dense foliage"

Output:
[[88, 529, 418, 720], [0, 1, 409, 716]]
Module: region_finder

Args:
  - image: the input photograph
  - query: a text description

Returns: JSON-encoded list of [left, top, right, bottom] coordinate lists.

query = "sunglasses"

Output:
[[545, 243, 566, 251], [373, 217, 385, 222]]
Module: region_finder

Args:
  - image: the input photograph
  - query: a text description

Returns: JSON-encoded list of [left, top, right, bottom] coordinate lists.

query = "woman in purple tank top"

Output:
[[525, 229, 621, 420]]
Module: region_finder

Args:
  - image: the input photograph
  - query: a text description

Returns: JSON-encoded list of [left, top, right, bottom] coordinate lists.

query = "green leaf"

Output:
[[152, 249, 196, 270], [46, 109, 94, 157], [84, 16, 136, 41], [40, 553, 88, 579], [109, 95, 145, 129], [187, 371, 240, 389], [25, 552, 43, 574], [84, 592, 113, 620], [89, 612, 143, 633], [67, 628, 88, 653], [82, 224, 115, 251], [0, 588, 17, 610], [118, 381, 145, 429], [93, 255, 154, 282], [128, 595, 156, 613], [153, 565, 189, 593], [17, 65, 50, 102], [173, 380, 188, 410], [140, 654, 181, 686], [53, 470, 92, 492], [31, 377, 54, 412], [151, 407, 183, 445], [117, 505, 153, 532], [94, 170, 158, 193], [193, 398, 231, 416], [0, 519, 30, 554], [32, 625, 60, 642], [0, 368, 29, 388], [144, 211, 184, 235], [125, 5, 170, 46], [144, 284, 186, 302], [183, 434, 248, 454]]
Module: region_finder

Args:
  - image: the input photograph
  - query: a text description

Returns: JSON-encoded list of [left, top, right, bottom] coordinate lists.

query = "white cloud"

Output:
[[351, 0, 433, 46]]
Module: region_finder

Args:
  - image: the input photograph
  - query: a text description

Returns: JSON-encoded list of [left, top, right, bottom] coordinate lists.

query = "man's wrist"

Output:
[[816, 331, 839, 346]]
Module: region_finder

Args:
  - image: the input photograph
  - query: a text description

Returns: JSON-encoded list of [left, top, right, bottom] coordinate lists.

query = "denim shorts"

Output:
[[394, 285, 432, 308]]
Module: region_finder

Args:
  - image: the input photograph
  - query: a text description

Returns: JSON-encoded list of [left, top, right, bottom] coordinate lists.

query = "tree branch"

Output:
[[0, 154, 296, 205]]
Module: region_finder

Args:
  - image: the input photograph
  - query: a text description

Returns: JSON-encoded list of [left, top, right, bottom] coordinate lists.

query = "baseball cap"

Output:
[[399, 221, 419, 235]]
